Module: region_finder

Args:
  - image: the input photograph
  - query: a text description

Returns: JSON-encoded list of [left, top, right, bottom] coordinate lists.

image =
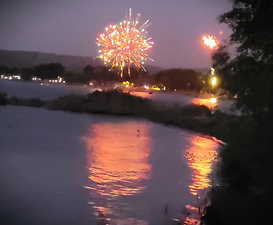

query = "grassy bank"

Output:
[[1, 90, 250, 142]]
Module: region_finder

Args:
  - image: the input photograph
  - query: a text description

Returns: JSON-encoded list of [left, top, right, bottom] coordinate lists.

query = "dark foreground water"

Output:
[[0, 106, 219, 225]]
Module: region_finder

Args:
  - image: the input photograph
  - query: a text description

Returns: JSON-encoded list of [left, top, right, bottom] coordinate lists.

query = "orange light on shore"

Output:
[[202, 35, 218, 50], [210, 97, 217, 104], [192, 97, 218, 109]]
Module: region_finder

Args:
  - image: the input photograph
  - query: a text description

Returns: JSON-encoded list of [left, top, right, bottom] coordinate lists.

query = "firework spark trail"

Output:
[[96, 8, 154, 77]]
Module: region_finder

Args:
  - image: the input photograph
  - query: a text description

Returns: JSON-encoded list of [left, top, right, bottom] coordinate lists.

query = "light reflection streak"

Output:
[[129, 91, 153, 99], [83, 120, 219, 225], [85, 122, 151, 197], [183, 136, 219, 225], [185, 136, 218, 196]]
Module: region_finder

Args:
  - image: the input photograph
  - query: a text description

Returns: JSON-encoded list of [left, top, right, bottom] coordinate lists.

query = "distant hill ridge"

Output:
[[0, 49, 94, 71], [0, 49, 165, 73]]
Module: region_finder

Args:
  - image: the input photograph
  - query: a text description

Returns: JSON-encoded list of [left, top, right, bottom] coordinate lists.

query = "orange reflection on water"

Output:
[[85, 122, 151, 197], [183, 217, 200, 225], [185, 136, 218, 196], [192, 97, 218, 109], [129, 91, 153, 99]]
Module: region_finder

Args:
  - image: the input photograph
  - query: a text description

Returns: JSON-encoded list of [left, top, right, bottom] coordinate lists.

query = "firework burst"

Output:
[[96, 8, 154, 77], [202, 35, 219, 50]]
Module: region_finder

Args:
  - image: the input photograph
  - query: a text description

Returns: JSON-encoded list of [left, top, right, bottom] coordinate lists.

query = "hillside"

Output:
[[0, 49, 162, 73], [0, 49, 94, 71]]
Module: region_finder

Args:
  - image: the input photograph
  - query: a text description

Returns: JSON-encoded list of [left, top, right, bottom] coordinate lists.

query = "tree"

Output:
[[92, 66, 118, 83], [0, 65, 10, 74], [153, 68, 203, 91], [212, 45, 230, 77], [35, 63, 65, 79], [213, 0, 273, 120], [8, 67, 20, 75], [82, 64, 95, 82], [205, 2, 273, 225], [0, 92, 7, 105], [63, 71, 85, 84], [21, 67, 35, 81], [83, 65, 94, 75]]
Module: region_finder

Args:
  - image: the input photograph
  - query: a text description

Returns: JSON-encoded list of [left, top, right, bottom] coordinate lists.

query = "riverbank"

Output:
[[1, 90, 250, 142]]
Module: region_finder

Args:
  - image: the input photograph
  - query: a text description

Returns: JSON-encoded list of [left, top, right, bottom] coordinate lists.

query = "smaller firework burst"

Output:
[[96, 8, 154, 77], [202, 35, 219, 50]]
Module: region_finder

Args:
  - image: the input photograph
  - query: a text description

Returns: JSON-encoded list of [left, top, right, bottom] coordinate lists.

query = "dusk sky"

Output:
[[0, 0, 232, 68]]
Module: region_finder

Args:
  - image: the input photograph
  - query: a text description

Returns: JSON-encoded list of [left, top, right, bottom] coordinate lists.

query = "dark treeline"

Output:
[[152, 68, 203, 91], [0, 65, 20, 75], [1, 62, 206, 91], [203, 1, 273, 225], [0, 63, 118, 83]]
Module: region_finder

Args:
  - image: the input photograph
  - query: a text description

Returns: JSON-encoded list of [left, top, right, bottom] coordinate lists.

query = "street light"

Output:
[[201, 34, 220, 92], [210, 76, 218, 88]]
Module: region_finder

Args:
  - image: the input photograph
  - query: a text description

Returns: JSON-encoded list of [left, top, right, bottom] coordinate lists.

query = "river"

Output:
[[0, 80, 236, 113], [0, 105, 219, 225]]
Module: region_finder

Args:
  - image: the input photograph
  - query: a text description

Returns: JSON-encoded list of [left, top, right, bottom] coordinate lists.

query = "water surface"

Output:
[[0, 105, 219, 225]]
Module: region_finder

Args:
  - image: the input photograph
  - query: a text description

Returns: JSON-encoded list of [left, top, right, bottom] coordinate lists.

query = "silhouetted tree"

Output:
[[212, 0, 273, 119], [9, 67, 19, 74], [0, 65, 9, 74], [0, 92, 7, 105], [82, 64, 95, 82], [93, 66, 118, 83], [212, 45, 230, 76], [21, 67, 35, 81], [204, 1, 273, 225], [153, 68, 203, 91], [35, 63, 65, 79], [63, 71, 85, 84], [83, 65, 94, 75]]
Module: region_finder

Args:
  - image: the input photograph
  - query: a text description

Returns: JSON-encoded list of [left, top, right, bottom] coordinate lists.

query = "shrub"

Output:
[[8, 96, 45, 107], [0, 91, 7, 105], [47, 95, 87, 112]]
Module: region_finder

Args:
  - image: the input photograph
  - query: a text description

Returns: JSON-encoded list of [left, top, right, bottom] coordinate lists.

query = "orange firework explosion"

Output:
[[202, 35, 218, 50], [96, 8, 154, 77]]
